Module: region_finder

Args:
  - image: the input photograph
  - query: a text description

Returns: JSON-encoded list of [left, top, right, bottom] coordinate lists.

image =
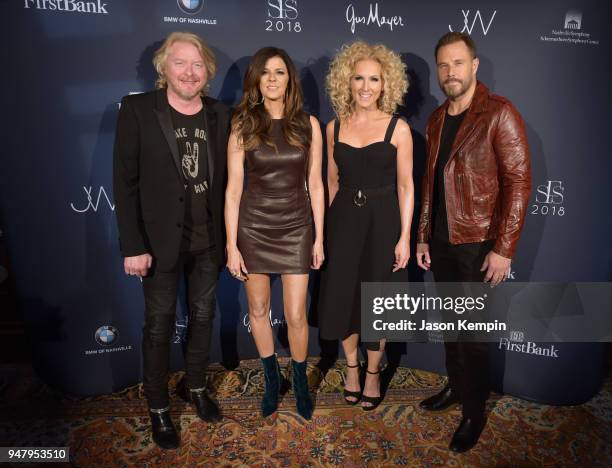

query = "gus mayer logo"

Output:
[[24, 0, 109, 14]]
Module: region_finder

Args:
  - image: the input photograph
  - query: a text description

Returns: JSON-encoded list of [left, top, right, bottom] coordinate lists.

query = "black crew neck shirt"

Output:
[[432, 110, 468, 241]]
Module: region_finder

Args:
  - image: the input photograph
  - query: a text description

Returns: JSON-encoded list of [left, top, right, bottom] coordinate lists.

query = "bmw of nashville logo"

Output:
[[95, 325, 118, 346], [177, 0, 203, 15]]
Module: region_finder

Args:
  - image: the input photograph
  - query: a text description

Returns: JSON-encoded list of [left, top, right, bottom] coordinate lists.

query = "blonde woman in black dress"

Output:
[[225, 47, 324, 420], [318, 42, 414, 410]]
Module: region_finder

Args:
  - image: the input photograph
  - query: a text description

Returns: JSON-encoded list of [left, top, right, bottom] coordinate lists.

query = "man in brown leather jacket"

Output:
[[416, 32, 531, 453]]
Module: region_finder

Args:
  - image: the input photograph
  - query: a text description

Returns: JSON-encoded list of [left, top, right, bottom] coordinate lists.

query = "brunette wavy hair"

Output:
[[232, 47, 311, 152]]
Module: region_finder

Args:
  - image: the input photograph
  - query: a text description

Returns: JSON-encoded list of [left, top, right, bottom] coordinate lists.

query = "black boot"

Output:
[[449, 414, 487, 453], [261, 354, 281, 417], [419, 384, 460, 411], [291, 359, 313, 420], [149, 408, 179, 449], [190, 388, 222, 423]]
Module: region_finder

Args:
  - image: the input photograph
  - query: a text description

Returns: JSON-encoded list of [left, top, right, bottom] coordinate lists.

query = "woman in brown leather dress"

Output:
[[225, 47, 324, 420]]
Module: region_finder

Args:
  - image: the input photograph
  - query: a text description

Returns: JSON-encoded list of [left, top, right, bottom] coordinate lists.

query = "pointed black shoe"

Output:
[[292, 359, 313, 420], [261, 354, 281, 417], [419, 384, 460, 411], [449, 415, 487, 453], [342, 362, 362, 405], [149, 409, 179, 450], [190, 389, 222, 423]]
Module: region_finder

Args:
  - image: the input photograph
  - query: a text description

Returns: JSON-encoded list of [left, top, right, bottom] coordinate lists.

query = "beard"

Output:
[[440, 76, 473, 99], [168, 79, 205, 101]]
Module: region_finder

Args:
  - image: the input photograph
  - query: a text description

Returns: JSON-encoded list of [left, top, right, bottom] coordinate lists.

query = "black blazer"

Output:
[[113, 89, 230, 270]]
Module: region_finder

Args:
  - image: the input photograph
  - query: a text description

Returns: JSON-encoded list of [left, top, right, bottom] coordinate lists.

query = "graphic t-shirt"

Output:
[[170, 106, 213, 252]]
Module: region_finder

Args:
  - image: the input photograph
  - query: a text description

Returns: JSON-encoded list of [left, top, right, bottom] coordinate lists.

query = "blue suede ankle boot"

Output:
[[291, 359, 313, 420], [260, 354, 281, 417]]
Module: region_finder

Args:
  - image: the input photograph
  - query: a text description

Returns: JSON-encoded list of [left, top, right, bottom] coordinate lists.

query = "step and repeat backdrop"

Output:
[[1, 0, 610, 403]]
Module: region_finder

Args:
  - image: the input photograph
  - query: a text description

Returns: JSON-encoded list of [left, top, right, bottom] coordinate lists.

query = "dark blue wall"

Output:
[[1, 0, 610, 403]]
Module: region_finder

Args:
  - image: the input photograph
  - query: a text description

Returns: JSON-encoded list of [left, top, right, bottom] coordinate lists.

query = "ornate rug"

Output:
[[1, 359, 610, 467]]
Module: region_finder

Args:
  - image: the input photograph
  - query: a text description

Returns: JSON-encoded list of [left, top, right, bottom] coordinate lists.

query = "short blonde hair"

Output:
[[326, 41, 408, 121], [153, 31, 217, 94]]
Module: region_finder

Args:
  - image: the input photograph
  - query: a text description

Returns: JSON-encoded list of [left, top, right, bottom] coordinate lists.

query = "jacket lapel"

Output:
[[203, 100, 216, 186], [428, 109, 445, 182], [154, 89, 183, 183]]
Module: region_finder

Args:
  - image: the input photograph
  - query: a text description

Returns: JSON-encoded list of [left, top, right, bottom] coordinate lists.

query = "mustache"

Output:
[[444, 78, 462, 85]]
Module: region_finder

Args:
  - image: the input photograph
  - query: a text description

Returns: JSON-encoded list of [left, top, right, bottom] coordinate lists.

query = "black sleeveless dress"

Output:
[[317, 117, 406, 349], [237, 119, 312, 274]]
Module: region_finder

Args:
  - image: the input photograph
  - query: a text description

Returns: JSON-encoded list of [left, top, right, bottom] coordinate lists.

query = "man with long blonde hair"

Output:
[[113, 32, 231, 449]]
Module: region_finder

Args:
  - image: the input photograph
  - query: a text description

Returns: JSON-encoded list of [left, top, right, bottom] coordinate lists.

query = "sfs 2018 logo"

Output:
[[532, 180, 565, 216], [266, 0, 301, 32]]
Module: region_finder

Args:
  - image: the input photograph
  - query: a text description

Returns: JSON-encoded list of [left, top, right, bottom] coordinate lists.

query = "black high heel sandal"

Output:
[[342, 362, 362, 405], [361, 369, 383, 411]]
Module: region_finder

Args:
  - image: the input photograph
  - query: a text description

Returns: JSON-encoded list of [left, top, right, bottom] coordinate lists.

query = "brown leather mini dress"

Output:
[[237, 119, 312, 274]]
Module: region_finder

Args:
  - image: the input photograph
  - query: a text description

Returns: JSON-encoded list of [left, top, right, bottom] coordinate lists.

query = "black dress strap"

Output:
[[333, 119, 340, 143], [384, 116, 399, 143]]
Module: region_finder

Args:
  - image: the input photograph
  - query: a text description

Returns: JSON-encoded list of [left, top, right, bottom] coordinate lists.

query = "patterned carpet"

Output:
[[1, 359, 610, 467]]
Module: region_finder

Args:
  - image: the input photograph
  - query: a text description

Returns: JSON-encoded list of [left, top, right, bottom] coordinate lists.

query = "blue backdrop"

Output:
[[1, 0, 610, 404]]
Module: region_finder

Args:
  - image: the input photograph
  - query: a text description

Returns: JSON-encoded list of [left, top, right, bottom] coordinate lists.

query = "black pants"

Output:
[[141, 247, 218, 409], [430, 237, 493, 418]]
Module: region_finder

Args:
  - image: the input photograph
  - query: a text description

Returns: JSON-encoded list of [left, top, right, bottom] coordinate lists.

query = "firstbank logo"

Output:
[[24, 0, 109, 14], [449, 10, 496, 36], [564, 10, 582, 30], [177, 0, 203, 15], [499, 338, 559, 358], [70, 186, 115, 213], [509, 330, 524, 342]]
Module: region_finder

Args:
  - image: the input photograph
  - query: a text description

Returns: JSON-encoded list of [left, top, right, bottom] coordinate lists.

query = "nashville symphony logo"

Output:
[[540, 10, 598, 46], [448, 10, 496, 36], [266, 0, 301, 33], [532, 180, 565, 217], [23, 0, 109, 14], [564, 10, 582, 30], [70, 186, 115, 213]]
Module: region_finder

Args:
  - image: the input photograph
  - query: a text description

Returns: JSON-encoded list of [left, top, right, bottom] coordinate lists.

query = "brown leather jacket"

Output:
[[417, 81, 531, 259]]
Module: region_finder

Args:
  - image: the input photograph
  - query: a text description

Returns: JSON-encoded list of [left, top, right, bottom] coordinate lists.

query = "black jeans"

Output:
[[430, 237, 494, 418], [141, 247, 218, 409]]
